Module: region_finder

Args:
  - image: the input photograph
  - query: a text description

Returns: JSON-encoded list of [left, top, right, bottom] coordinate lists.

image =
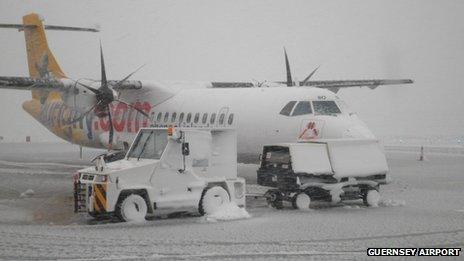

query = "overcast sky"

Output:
[[0, 0, 463, 143]]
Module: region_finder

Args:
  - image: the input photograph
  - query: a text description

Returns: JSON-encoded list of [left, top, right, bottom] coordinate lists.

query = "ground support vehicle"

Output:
[[74, 128, 246, 222], [257, 139, 389, 209]]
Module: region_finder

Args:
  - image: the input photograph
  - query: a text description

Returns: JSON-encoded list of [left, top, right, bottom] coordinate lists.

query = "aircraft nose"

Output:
[[316, 115, 376, 139], [342, 124, 376, 139]]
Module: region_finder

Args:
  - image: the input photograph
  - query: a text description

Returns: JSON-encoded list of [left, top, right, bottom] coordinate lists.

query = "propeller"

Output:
[[283, 47, 319, 87], [284, 47, 293, 87], [69, 43, 150, 150]]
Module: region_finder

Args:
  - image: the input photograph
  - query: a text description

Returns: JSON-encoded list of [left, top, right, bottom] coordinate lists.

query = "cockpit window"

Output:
[[313, 101, 341, 115], [279, 101, 297, 116], [292, 101, 312, 116]]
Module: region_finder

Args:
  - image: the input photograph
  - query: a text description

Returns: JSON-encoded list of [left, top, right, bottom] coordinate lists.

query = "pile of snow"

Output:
[[366, 190, 380, 207], [380, 199, 406, 207], [206, 202, 251, 222], [19, 189, 34, 198]]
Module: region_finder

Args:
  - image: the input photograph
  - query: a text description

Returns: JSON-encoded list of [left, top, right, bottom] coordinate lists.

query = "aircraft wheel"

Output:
[[199, 186, 230, 215], [116, 194, 148, 222], [292, 193, 311, 210], [363, 189, 380, 207]]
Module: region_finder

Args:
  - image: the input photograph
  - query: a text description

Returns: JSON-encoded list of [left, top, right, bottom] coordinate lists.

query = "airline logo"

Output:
[[298, 120, 324, 140]]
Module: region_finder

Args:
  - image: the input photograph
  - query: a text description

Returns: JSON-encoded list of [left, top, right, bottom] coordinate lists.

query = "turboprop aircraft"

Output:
[[0, 13, 413, 161]]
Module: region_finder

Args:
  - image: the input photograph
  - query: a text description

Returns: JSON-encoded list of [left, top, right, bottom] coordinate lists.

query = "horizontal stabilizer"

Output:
[[0, 23, 99, 32], [0, 76, 142, 91]]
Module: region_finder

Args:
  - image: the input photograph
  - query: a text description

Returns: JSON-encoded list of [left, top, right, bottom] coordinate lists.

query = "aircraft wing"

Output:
[[216, 78, 414, 92], [301, 79, 413, 93], [211, 82, 255, 88], [0, 76, 142, 91]]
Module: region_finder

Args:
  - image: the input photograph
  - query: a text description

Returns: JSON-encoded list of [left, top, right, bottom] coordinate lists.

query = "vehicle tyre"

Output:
[[199, 186, 230, 215], [292, 193, 311, 210], [116, 194, 148, 222], [266, 189, 283, 209], [363, 189, 380, 207]]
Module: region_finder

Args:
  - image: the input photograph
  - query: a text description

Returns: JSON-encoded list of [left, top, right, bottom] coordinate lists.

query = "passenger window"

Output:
[[179, 112, 184, 123], [164, 112, 169, 122], [228, 113, 234, 125], [194, 113, 199, 123], [186, 113, 192, 123], [150, 112, 155, 122], [171, 112, 177, 122], [292, 101, 312, 116], [202, 113, 208, 124], [210, 113, 216, 124], [156, 112, 162, 122], [313, 101, 341, 115], [279, 101, 297, 116], [219, 113, 225, 125]]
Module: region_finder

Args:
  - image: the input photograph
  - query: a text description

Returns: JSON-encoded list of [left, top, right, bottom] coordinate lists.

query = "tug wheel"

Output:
[[199, 186, 230, 215], [116, 194, 148, 222], [265, 190, 283, 209], [363, 189, 380, 207], [292, 193, 311, 210]]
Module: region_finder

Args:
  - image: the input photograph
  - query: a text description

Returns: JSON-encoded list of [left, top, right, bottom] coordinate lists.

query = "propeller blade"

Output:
[[112, 64, 146, 89], [107, 104, 114, 150], [99, 41, 108, 89], [301, 65, 320, 85], [284, 47, 293, 87], [116, 99, 150, 118]]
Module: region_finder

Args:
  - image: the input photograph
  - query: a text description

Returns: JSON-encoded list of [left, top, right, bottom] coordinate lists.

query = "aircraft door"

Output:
[[150, 135, 200, 209]]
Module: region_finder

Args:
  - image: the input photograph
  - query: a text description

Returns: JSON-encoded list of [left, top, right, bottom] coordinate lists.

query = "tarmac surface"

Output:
[[0, 143, 463, 260]]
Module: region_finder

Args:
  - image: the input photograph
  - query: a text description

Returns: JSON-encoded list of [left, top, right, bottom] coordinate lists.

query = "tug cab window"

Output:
[[178, 112, 184, 123], [164, 112, 169, 122], [127, 129, 168, 160], [291, 101, 312, 116], [194, 113, 200, 123], [313, 101, 341, 115], [156, 112, 162, 122], [279, 101, 297, 116], [186, 113, 192, 123]]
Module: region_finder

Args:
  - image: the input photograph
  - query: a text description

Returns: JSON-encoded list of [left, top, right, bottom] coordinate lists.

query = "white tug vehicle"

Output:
[[257, 139, 389, 209], [74, 127, 246, 222]]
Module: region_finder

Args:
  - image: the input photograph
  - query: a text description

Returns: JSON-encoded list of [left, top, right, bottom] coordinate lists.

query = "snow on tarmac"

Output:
[[206, 202, 251, 222], [0, 143, 463, 260]]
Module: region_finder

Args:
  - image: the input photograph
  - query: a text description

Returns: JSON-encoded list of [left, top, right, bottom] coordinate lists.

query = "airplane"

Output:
[[0, 13, 413, 162]]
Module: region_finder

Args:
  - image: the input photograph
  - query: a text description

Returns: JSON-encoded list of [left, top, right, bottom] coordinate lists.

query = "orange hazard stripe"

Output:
[[93, 183, 107, 212]]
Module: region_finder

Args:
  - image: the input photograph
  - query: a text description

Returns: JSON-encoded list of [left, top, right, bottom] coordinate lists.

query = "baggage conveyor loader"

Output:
[[257, 139, 389, 209]]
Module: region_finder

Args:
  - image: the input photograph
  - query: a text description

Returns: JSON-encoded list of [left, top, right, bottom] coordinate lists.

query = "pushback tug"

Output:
[[74, 127, 246, 222]]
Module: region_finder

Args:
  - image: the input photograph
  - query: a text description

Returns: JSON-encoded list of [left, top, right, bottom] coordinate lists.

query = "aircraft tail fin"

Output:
[[22, 13, 66, 79], [0, 13, 98, 100]]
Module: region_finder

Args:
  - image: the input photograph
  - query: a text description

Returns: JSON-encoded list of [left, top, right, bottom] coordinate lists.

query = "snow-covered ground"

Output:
[[0, 143, 463, 260]]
